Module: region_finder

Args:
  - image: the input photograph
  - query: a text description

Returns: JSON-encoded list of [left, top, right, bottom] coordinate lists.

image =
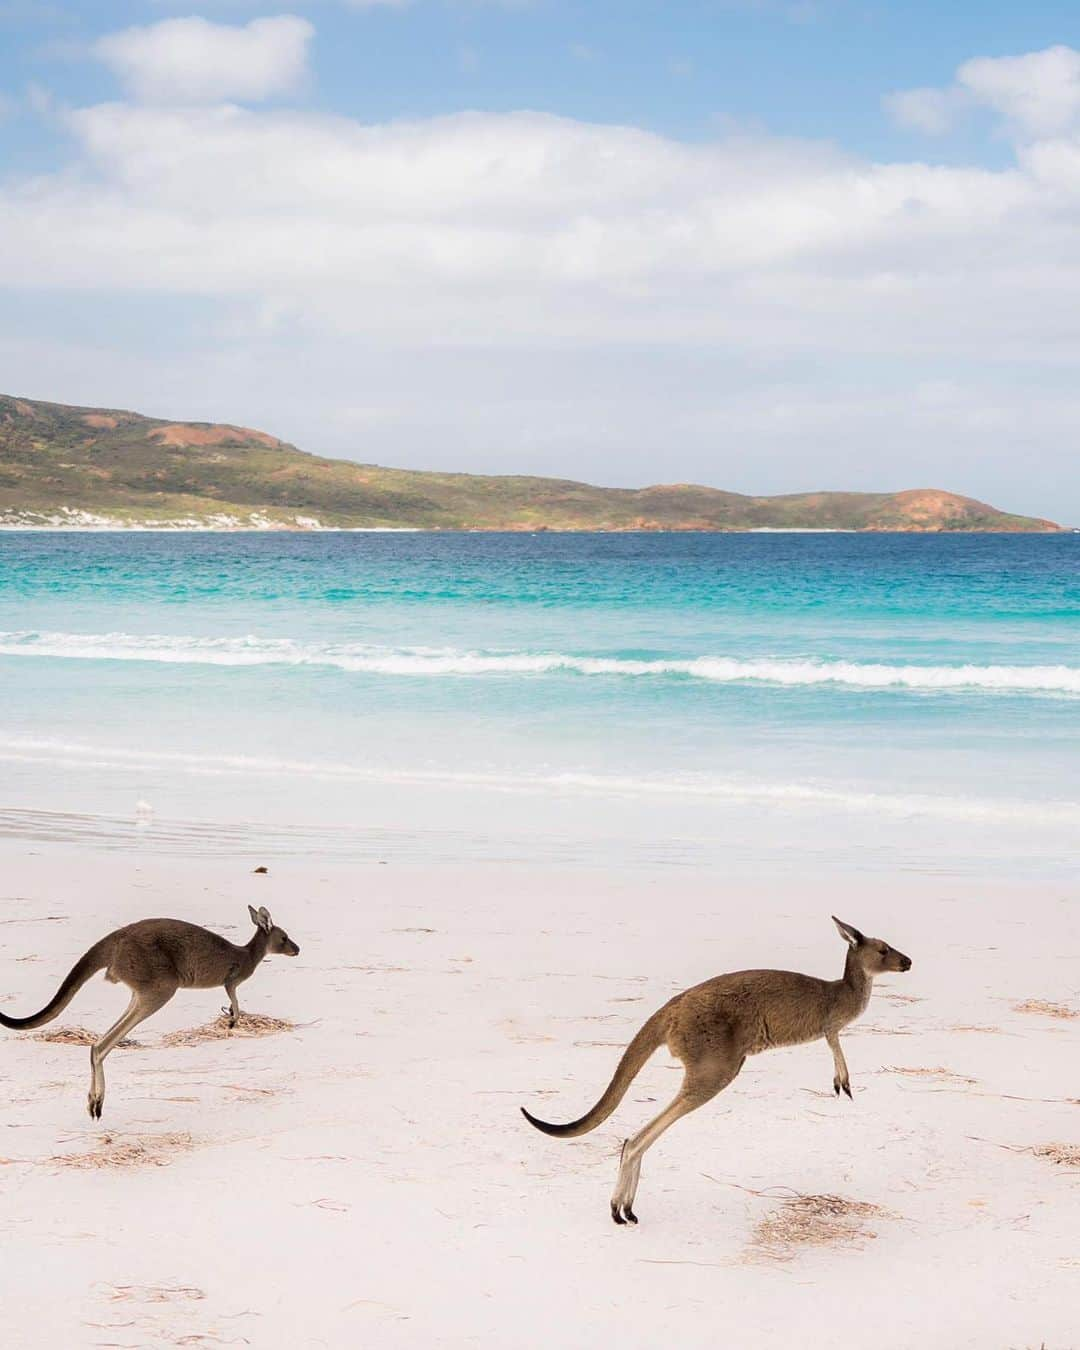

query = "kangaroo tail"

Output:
[[520, 1007, 668, 1138], [0, 940, 109, 1031]]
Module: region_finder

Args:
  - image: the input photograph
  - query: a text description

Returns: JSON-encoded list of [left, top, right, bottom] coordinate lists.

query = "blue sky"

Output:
[[8, 2, 1080, 154], [3, 2, 1080, 519]]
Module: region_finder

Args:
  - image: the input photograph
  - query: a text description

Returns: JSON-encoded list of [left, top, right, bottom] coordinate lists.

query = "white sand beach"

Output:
[[0, 847, 1076, 1349]]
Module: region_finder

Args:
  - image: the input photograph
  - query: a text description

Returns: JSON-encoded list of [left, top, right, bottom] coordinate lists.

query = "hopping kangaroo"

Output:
[[522, 916, 911, 1225], [0, 906, 299, 1119]]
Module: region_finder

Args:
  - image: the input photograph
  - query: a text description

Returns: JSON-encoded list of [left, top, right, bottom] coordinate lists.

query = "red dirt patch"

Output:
[[81, 414, 119, 429], [150, 423, 282, 449], [890, 489, 978, 523]]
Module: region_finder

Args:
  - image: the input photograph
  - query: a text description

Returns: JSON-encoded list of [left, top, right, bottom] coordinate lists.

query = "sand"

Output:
[[0, 847, 1076, 1348]]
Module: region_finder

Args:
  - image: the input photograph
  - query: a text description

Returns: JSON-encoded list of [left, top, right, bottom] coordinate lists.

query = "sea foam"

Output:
[[1, 630, 1079, 695], [1, 733, 1077, 826]]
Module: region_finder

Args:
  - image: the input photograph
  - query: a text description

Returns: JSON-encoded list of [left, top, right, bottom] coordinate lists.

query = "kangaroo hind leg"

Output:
[[611, 1053, 742, 1226], [88, 984, 175, 1120]]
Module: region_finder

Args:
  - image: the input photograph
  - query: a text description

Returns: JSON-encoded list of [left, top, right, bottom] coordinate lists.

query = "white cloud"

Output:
[[958, 46, 1080, 137], [14, 102, 1031, 303], [94, 16, 314, 105], [887, 44, 1080, 140]]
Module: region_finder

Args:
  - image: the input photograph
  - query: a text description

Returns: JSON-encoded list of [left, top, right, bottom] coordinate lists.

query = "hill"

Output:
[[0, 394, 1062, 532]]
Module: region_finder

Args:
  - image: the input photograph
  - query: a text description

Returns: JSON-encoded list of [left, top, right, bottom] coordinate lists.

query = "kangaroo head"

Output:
[[832, 916, 911, 974], [248, 905, 300, 957]]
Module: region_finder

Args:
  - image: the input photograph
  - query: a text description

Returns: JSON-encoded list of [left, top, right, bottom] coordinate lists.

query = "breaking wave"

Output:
[[1, 630, 1079, 695]]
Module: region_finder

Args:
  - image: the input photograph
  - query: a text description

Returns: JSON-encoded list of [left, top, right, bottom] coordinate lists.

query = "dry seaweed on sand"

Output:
[[883, 1064, 977, 1085], [1012, 999, 1079, 1021], [970, 1137, 1080, 1169], [1030, 1143, 1080, 1169], [100, 1283, 206, 1304], [161, 1012, 294, 1047], [32, 1025, 141, 1048], [746, 1192, 890, 1264], [49, 1132, 195, 1170]]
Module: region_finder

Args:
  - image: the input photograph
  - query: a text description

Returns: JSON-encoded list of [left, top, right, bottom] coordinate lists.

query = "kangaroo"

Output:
[[521, 916, 911, 1225], [0, 905, 299, 1119]]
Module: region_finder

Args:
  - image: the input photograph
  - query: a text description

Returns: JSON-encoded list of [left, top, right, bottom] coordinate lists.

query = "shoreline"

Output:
[[1, 524, 1073, 534]]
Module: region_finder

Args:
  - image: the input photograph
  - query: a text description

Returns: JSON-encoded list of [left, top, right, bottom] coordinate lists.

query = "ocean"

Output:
[[1, 530, 1077, 878]]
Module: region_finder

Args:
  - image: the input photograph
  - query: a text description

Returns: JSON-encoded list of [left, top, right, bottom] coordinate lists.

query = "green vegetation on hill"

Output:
[[0, 394, 1062, 532]]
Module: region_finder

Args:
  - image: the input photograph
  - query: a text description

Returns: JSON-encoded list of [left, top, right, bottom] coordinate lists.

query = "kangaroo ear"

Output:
[[832, 915, 864, 948], [256, 906, 273, 931], [247, 904, 260, 926]]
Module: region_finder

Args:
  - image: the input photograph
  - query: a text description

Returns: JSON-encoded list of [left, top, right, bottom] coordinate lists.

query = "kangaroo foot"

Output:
[[610, 1200, 639, 1225], [87, 1092, 104, 1120], [221, 1006, 238, 1029], [834, 1076, 852, 1099]]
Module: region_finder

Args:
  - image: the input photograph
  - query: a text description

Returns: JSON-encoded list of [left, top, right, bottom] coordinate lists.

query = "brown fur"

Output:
[[521, 916, 911, 1225], [0, 905, 299, 1119]]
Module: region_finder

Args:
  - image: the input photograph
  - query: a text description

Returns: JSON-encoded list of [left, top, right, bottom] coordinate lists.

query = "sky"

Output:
[[3, 2, 1080, 520]]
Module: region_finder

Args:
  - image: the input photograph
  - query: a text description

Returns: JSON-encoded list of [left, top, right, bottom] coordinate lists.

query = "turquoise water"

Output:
[[1, 531, 1077, 875]]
